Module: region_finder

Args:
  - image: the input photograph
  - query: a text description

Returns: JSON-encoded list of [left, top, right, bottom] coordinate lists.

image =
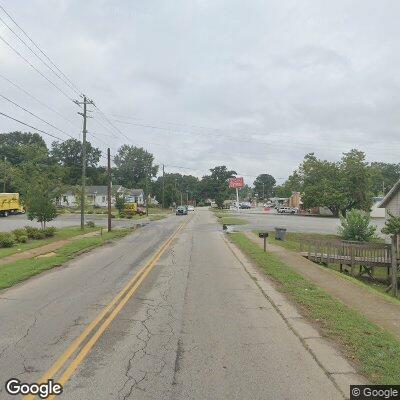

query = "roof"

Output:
[[126, 189, 144, 196], [379, 179, 400, 208]]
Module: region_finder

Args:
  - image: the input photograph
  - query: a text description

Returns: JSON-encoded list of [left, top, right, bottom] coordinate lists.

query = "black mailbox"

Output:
[[258, 232, 269, 238]]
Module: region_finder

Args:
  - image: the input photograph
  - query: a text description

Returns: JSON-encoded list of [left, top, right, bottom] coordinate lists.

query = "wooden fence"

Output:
[[299, 238, 391, 277]]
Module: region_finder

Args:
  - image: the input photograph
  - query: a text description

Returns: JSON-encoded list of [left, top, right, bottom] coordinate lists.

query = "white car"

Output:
[[187, 205, 195, 211], [278, 207, 297, 214]]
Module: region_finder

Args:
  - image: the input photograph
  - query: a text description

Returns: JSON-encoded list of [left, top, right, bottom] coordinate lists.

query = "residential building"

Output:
[[58, 186, 144, 208], [370, 196, 385, 218], [288, 192, 302, 209], [379, 181, 400, 219]]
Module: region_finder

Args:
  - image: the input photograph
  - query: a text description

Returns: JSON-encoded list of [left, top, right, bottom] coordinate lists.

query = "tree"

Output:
[[338, 209, 377, 242], [25, 174, 59, 228], [51, 139, 102, 185], [340, 149, 372, 213], [299, 153, 345, 216], [369, 162, 400, 196], [0, 131, 48, 165], [114, 145, 158, 189], [253, 174, 276, 200], [200, 166, 237, 204], [115, 193, 125, 215]]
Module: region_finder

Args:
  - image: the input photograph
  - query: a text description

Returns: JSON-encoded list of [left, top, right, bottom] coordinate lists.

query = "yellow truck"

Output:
[[0, 193, 25, 217]]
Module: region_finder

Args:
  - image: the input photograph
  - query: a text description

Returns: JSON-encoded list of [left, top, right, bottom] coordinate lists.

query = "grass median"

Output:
[[0, 226, 99, 260], [213, 211, 248, 225], [229, 232, 400, 384], [0, 229, 130, 290]]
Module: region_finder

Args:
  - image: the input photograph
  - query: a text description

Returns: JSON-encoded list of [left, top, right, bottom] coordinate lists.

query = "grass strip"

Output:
[[149, 214, 167, 221], [230, 232, 400, 384], [0, 227, 98, 260], [0, 229, 130, 290], [214, 211, 247, 225]]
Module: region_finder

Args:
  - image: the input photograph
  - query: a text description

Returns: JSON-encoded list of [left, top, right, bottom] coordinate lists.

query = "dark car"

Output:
[[176, 206, 188, 215]]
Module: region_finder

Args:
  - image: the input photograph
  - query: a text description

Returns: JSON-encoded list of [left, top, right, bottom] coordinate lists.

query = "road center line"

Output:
[[24, 216, 191, 400]]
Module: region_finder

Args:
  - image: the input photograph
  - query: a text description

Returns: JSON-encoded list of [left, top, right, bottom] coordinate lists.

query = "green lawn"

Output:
[[230, 232, 400, 385], [214, 212, 248, 226], [0, 227, 98, 260], [0, 229, 130, 290], [258, 230, 393, 295], [149, 214, 168, 221]]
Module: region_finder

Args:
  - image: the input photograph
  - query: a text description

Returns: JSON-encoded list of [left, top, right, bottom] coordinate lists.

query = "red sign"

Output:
[[229, 177, 244, 189]]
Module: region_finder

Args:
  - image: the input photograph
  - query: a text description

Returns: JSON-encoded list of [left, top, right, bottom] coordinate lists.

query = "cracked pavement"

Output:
[[0, 210, 346, 399]]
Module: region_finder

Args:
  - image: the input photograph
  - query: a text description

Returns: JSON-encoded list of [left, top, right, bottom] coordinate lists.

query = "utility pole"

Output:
[[74, 95, 94, 230], [3, 156, 6, 192], [162, 164, 165, 210], [145, 166, 149, 216], [107, 148, 112, 232]]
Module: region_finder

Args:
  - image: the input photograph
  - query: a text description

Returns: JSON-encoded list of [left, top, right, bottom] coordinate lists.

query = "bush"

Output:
[[43, 227, 56, 237], [382, 213, 400, 236], [24, 226, 45, 240], [0, 232, 15, 248], [86, 221, 96, 228], [17, 235, 28, 243], [12, 228, 27, 241], [338, 209, 377, 242]]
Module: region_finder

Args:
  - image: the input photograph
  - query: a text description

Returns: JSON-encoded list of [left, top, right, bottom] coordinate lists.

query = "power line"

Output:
[[0, 33, 76, 102], [0, 12, 80, 96], [0, 93, 75, 139], [0, 73, 80, 130], [0, 111, 64, 141], [0, 3, 81, 94]]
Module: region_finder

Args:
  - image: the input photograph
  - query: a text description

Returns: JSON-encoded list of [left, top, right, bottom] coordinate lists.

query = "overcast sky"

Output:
[[1, 0, 400, 185]]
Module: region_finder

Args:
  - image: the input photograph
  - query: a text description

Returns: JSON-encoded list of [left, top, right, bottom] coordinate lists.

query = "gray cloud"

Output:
[[1, 0, 400, 185]]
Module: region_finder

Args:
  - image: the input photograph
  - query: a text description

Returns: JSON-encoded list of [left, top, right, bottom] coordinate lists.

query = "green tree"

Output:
[[0, 131, 48, 165], [340, 149, 372, 213], [369, 162, 400, 196], [25, 173, 59, 228], [299, 153, 345, 217], [338, 209, 377, 242], [51, 139, 102, 185], [114, 145, 158, 189], [115, 193, 126, 215], [200, 166, 237, 205], [253, 174, 276, 200]]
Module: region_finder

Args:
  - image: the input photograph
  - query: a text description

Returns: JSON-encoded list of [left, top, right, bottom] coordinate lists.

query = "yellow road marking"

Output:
[[25, 216, 191, 400]]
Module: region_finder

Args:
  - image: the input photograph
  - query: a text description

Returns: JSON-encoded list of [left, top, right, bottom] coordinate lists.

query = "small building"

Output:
[[59, 185, 143, 208], [288, 192, 302, 209], [379, 180, 400, 219], [370, 196, 385, 218]]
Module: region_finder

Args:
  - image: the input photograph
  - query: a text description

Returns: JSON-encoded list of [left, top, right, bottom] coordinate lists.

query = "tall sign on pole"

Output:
[[229, 177, 244, 211]]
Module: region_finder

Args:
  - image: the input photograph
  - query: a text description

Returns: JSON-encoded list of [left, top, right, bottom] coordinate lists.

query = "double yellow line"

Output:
[[25, 216, 191, 400]]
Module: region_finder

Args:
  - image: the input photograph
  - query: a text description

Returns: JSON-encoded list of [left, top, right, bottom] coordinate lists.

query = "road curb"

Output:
[[223, 233, 369, 400]]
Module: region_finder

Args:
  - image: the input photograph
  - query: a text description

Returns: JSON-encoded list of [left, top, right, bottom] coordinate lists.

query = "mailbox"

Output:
[[258, 232, 269, 238]]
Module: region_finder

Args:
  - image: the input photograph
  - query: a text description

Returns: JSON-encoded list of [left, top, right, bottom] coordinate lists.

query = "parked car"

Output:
[[176, 206, 188, 215], [187, 205, 195, 211], [239, 202, 251, 209], [277, 207, 297, 214]]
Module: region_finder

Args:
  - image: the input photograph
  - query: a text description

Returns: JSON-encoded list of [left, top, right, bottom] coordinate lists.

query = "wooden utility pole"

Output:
[[3, 156, 6, 192], [162, 164, 165, 210], [391, 235, 398, 296], [107, 148, 112, 232], [74, 95, 94, 230]]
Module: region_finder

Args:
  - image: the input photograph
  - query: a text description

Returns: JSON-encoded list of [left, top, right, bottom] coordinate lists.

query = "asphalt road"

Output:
[[231, 207, 386, 236], [0, 213, 144, 231], [0, 209, 345, 399]]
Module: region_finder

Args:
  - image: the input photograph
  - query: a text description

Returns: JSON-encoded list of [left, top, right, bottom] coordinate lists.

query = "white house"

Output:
[[124, 189, 145, 205], [379, 180, 400, 219], [370, 196, 385, 218], [59, 185, 134, 208]]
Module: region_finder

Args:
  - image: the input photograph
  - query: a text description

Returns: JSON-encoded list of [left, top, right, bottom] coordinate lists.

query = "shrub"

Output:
[[12, 228, 27, 241], [24, 226, 45, 240], [86, 221, 96, 228], [43, 227, 56, 237], [0, 233, 15, 248], [17, 235, 28, 243], [338, 209, 377, 242], [382, 213, 400, 236]]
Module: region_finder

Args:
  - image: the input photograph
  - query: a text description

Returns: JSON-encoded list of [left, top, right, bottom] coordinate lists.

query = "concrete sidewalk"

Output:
[[246, 232, 400, 339]]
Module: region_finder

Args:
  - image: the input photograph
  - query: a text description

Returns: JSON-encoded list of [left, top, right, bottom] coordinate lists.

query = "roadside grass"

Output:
[[229, 232, 400, 384], [258, 230, 394, 297], [213, 211, 248, 226], [0, 229, 130, 290], [149, 214, 167, 221], [0, 226, 98, 260]]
